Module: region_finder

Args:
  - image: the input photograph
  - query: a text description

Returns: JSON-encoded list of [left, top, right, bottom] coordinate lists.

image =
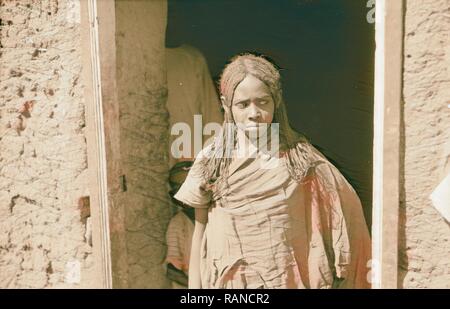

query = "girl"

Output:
[[174, 53, 371, 289]]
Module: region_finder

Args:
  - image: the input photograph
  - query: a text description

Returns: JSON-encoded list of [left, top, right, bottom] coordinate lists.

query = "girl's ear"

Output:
[[220, 96, 231, 115]]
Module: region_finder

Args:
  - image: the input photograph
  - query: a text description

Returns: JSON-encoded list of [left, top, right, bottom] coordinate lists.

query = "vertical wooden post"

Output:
[[372, 0, 404, 289], [80, 0, 127, 288]]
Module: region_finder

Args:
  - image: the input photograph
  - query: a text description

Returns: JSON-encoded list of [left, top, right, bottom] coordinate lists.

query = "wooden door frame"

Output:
[[80, 0, 121, 288]]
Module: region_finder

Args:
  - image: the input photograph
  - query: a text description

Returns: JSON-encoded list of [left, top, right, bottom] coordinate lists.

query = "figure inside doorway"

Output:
[[166, 44, 223, 167], [164, 44, 223, 288], [165, 161, 194, 288]]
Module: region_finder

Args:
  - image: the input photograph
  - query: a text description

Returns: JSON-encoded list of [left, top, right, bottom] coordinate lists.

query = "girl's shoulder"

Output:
[[194, 141, 216, 162], [188, 142, 216, 180]]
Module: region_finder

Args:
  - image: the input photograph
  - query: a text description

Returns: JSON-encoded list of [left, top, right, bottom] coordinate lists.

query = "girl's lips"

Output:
[[235, 123, 257, 129], [245, 123, 262, 128]]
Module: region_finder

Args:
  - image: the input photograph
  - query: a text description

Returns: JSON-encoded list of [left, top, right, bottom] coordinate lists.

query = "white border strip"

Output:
[[87, 0, 113, 288], [372, 0, 386, 289]]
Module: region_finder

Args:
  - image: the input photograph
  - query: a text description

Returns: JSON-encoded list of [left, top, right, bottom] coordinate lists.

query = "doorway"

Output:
[[166, 0, 375, 226]]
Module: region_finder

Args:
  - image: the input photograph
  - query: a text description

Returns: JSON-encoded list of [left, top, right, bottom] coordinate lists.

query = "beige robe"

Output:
[[175, 142, 371, 289], [166, 45, 223, 167]]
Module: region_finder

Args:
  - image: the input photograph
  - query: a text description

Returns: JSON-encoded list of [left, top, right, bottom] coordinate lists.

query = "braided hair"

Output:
[[200, 53, 314, 195]]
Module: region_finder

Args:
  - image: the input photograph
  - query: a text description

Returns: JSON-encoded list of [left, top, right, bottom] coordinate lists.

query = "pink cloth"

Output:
[[165, 211, 194, 274]]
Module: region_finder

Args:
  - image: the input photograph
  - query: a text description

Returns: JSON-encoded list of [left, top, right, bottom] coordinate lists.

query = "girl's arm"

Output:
[[188, 208, 208, 289]]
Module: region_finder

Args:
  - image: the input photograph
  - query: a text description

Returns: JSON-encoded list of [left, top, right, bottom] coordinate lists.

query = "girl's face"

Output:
[[229, 75, 275, 134]]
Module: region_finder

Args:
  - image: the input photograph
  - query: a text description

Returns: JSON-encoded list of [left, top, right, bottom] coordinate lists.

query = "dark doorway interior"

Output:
[[166, 0, 375, 227]]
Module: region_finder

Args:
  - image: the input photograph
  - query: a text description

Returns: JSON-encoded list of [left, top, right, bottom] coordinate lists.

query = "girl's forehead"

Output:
[[233, 76, 271, 101]]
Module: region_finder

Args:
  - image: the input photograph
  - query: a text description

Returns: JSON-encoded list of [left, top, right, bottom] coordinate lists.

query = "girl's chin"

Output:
[[243, 126, 270, 137], [245, 126, 259, 132]]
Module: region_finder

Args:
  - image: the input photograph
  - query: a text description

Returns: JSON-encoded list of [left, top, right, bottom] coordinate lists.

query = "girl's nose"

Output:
[[248, 103, 261, 120]]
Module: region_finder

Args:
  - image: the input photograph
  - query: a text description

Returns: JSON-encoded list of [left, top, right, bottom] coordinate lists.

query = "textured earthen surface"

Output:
[[0, 0, 98, 288], [399, 0, 450, 288]]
